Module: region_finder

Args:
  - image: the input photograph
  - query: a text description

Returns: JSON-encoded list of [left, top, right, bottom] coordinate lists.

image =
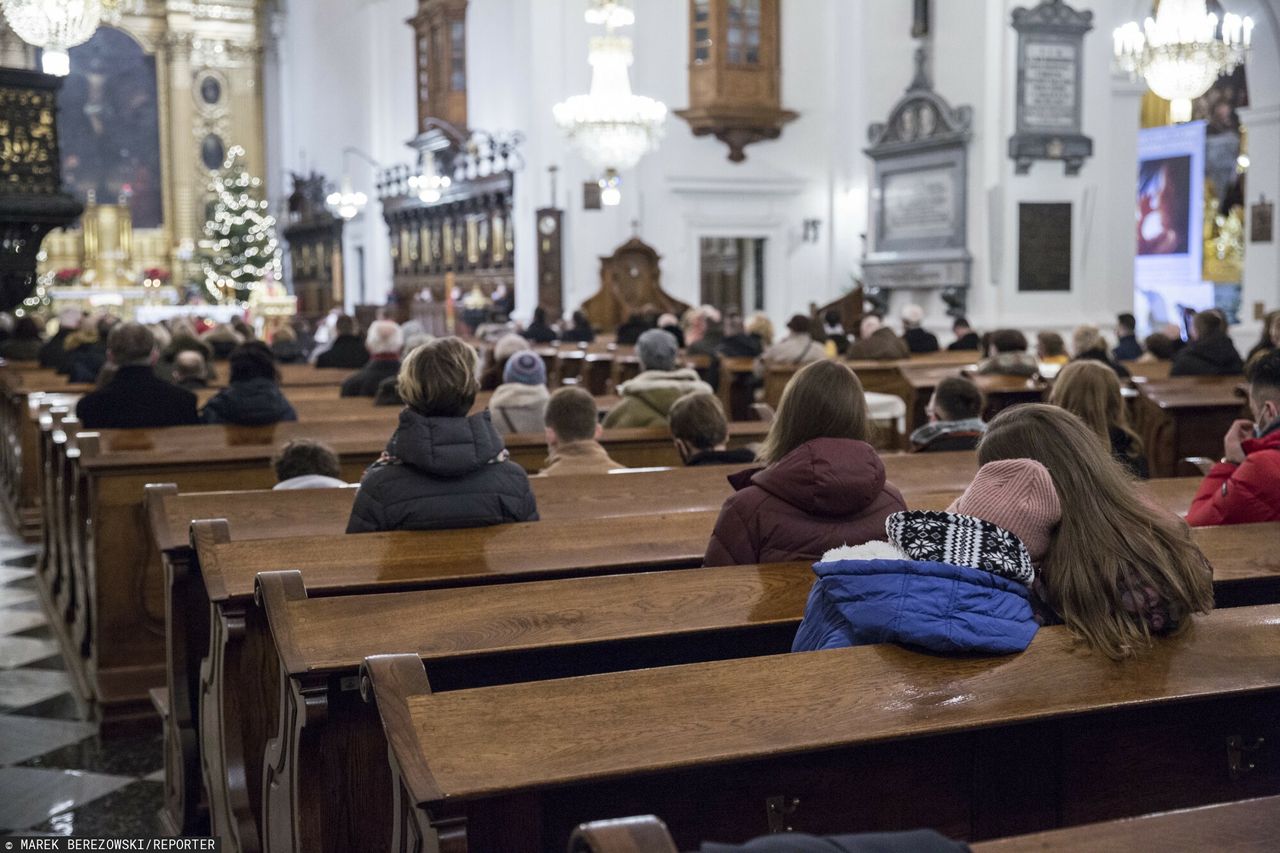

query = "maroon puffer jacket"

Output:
[[702, 437, 907, 566]]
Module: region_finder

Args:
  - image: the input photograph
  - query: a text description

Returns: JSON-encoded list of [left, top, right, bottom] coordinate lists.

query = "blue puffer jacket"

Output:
[[792, 558, 1038, 655]]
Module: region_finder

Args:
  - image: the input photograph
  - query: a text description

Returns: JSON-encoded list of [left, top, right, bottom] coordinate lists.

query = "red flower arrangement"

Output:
[[54, 268, 82, 284], [143, 268, 171, 282]]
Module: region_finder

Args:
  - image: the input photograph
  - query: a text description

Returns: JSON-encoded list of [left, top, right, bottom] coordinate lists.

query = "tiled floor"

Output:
[[0, 524, 164, 836]]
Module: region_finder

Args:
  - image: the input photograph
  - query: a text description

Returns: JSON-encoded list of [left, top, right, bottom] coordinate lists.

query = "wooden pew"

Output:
[[364, 603, 1280, 851], [569, 796, 1280, 853], [253, 564, 812, 853], [190, 511, 718, 853], [1132, 376, 1249, 477]]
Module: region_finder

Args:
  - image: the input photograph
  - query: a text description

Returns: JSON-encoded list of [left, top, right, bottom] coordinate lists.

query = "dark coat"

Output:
[[316, 335, 369, 369], [522, 321, 558, 343], [903, 327, 940, 353], [75, 365, 200, 429], [717, 333, 764, 359], [0, 338, 42, 361], [341, 357, 402, 397], [68, 340, 108, 383], [346, 409, 538, 533], [948, 332, 981, 352], [272, 340, 307, 364], [703, 438, 906, 566], [686, 447, 757, 467], [374, 376, 402, 406], [615, 319, 651, 346], [1171, 334, 1245, 376], [1113, 334, 1143, 362], [38, 328, 73, 371], [562, 323, 595, 344], [200, 378, 298, 425]]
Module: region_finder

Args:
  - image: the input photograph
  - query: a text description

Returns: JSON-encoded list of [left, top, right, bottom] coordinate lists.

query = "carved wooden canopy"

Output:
[[581, 237, 692, 332]]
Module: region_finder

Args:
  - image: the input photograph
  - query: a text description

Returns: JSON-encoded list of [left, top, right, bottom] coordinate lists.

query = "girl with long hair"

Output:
[[1049, 360, 1149, 478]]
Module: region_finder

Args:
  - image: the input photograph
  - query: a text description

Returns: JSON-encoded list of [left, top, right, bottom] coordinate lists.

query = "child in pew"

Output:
[[979, 405, 1214, 659], [908, 376, 986, 453], [1049, 361, 1149, 479], [488, 350, 550, 435], [1187, 349, 1280, 526], [538, 386, 625, 476], [669, 392, 756, 467], [793, 460, 1056, 654], [346, 337, 538, 533], [703, 360, 906, 566], [273, 439, 349, 490]]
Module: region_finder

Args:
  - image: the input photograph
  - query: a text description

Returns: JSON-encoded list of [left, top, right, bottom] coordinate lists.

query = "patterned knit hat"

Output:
[[886, 511, 1034, 585], [947, 459, 1061, 565], [503, 350, 547, 386]]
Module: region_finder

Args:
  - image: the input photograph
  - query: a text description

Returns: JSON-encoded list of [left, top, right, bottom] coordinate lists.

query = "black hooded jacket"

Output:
[[201, 378, 298, 425], [1171, 334, 1245, 376], [346, 409, 538, 533]]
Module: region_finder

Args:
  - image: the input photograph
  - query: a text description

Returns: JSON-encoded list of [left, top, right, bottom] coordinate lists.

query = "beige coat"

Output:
[[488, 382, 550, 435], [602, 369, 713, 429], [760, 333, 825, 370], [539, 440, 626, 476]]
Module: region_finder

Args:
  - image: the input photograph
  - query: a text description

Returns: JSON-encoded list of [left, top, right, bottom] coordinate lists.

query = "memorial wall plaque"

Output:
[[1018, 202, 1072, 292], [1251, 198, 1273, 244], [1009, 0, 1093, 176], [861, 46, 973, 315]]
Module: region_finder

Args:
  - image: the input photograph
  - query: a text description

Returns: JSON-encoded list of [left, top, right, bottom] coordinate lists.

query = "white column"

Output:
[[1240, 103, 1280, 329]]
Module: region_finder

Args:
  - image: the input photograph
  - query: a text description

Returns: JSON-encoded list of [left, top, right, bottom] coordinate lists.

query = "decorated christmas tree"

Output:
[[200, 146, 282, 303]]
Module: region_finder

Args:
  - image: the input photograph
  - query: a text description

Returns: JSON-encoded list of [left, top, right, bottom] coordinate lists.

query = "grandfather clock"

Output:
[[536, 208, 564, 319], [0, 68, 82, 311]]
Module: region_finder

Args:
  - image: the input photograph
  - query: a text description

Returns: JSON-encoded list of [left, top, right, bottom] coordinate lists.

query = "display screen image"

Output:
[[1136, 155, 1192, 257]]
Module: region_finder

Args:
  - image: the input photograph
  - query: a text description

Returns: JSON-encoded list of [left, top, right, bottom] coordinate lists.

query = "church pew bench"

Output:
[[1123, 359, 1174, 383], [568, 796, 1280, 853], [364, 603, 1280, 852], [188, 511, 719, 853], [249, 563, 812, 853], [1132, 376, 1249, 477], [971, 794, 1280, 852]]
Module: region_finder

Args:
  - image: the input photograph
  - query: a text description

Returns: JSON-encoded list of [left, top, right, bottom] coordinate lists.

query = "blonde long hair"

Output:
[[979, 405, 1213, 659], [757, 359, 868, 465], [1049, 361, 1144, 460]]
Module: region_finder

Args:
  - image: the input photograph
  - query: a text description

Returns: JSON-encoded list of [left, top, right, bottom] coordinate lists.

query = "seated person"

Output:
[[1070, 325, 1130, 379], [981, 405, 1213, 658], [758, 315, 825, 372], [1172, 309, 1245, 376], [614, 310, 653, 346], [75, 323, 200, 429], [66, 314, 118, 383], [1141, 331, 1178, 362], [273, 439, 349, 490], [717, 311, 765, 358], [603, 329, 712, 429], [1050, 361, 1149, 479], [201, 323, 243, 360], [1187, 350, 1280, 525], [172, 350, 210, 391], [0, 316, 43, 361], [846, 315, 910, 360], [201, 342, 298, 425], [703, 360, 906, 566], [521, 306, 558, 343], [1113, 312, 1143, 362], [821, 310, 850, 356], [909, 376, 986, 452], [669, 392, 756, 467], [900, 303, 939, 353], [347, 337, 538, 532], [658, 312, 686, 348], [947, 316, 980, 351], [341, 320, 404, 397], [481, 332, 531, 391], [561, 310, 595, 345], [489, 350, 551, 434], [314, 315, 369, 369], [540, 386, 625, 476], [1245, 309, 1279, 371], [974, 329, 1037, 376], [793, 459, 1058, 655], [39, 308, 81, 372], [1035, 331, 1069, 366], [270, 325, 307, 363]]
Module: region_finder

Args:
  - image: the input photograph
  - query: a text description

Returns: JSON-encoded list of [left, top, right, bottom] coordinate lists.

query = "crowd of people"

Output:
[[5, 298, 1278, 665]]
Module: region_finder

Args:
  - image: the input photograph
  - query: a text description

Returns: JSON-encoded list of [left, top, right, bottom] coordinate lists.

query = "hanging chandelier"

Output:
[[553, 0, 666, 200], [407, 153, 452, 204], [1114, 0, 1252, 124], [326, 176, 367, 221], [1, 0, 105, 76]]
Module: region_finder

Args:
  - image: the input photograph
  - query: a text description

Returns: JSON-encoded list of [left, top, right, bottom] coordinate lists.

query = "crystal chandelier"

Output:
[[1114, 0, 1252, 124], [407, 154, 451, 204], [2, 0, 104, 75], [553, 0, 666, 201], [326, 176, 367, 221]]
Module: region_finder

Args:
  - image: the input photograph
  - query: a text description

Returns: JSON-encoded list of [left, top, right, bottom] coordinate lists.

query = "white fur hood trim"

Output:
[[618, 369, 712, 396], [820, 540, 906, 563]]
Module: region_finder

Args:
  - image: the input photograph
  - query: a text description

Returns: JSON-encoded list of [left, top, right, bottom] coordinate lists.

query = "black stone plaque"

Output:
[[1018, 202, 1071, 292]]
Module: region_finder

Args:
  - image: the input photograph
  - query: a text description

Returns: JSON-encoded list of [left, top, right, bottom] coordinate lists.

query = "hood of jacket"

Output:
[[386, 408, 508, 478], [490, 382, 550, 409], [616, 369, 712, 417], [794, 558, 1037, 655], [207, 378, 294, 425], [1189, 334, 1243, 367], [740, 438, 886, 518]]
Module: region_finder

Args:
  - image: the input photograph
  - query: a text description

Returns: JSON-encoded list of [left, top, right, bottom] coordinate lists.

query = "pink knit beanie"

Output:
[[948, 459, 1062, 565]]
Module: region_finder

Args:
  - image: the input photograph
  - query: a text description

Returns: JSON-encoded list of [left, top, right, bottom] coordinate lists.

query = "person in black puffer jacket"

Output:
[[201, 342, 298, 425], [346, 336, 538, 533], [1171, 309, 1245, 376]]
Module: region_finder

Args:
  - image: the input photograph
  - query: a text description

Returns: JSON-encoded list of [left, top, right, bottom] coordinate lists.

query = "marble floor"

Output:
[[0, 523, 164, 836]]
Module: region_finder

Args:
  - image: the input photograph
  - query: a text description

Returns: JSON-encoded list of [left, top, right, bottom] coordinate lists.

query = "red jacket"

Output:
[[703, 438, 906, 566], [1186, 427, 1280, 526]]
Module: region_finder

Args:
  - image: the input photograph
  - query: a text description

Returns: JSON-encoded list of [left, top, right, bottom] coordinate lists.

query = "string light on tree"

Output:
[[200, 145, 282, 304]]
